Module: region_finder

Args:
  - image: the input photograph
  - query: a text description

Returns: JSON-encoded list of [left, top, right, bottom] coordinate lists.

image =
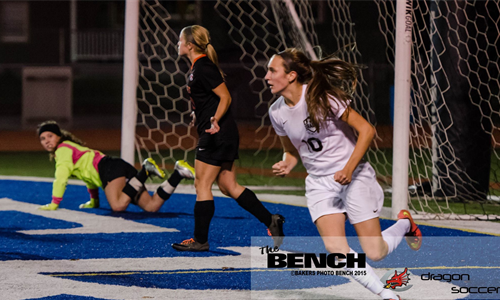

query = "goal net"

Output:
[[375, 0, 500, 219], [127, 0, 499, 219]]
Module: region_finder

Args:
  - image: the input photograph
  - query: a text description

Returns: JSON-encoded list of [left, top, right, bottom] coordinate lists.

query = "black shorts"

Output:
[[98, 156, 137, 189], [196, 134, 239, 167]]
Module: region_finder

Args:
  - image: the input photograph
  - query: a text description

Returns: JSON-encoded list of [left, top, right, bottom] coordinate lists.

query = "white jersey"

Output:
[[268, 84, 357, 176]]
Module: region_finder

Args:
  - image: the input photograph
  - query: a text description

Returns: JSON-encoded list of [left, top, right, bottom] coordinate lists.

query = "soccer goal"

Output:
[[121, 0, 500, 220]]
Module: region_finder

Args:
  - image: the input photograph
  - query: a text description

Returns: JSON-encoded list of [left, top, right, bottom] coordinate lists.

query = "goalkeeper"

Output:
[[37, 120, 195, 212]]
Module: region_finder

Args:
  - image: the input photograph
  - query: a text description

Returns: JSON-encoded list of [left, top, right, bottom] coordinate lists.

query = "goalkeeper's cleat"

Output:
[[39, 203, 59, 211], [267, 214, 285, 248], [175, 160, 195, 179], [143, 158, 165, 179], [397, 209, 422, 251], [79, 198, 100, 209], [172, 238, 209, 252]]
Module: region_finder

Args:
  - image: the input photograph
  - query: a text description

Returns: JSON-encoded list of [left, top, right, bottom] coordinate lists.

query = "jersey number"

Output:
[[302, 138, 323, 152]]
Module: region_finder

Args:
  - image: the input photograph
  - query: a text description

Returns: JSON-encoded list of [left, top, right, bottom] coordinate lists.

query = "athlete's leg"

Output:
[[114, 158, 164, 211], [194, 159, 220, 201], [345, 165, 399, 262], [217, 162, 284, 246], [354, 215, 415, 261], [171, 159, 220, 251], [135, 160, 195, 212], [217, 162, 272, 226], [315, 213, 350, 254], [147, 160, 196, 212], [352, 218, 389, 262], [135, 191, 164, 212], [192, 159, 220, 242], [105, 177, 158, 212], [157, 160, 195, 201], [104, 177, 133, 211], [215, 162, 244, 198], [316, 214, 397, 299]]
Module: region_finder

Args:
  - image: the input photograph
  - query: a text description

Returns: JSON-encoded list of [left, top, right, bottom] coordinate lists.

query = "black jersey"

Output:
[[188, 55, 239, 144]]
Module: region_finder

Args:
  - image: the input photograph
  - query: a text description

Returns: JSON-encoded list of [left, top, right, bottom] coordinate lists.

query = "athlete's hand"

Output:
[[272, 161, 291, 177], [334, 169, 352, 185], [205, 117, 220, 134], [79, 198, 100, 209], [39, 202, 59, 211], [189, 111, 196, 126]]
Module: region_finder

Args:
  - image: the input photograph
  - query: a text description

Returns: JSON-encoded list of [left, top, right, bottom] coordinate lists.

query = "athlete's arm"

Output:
[[52, 147, 75, 202], [335, 107, 375, 184], [206, 82, 231, 134], [272, 135, 299, 177], [39, 146, 74, 210]]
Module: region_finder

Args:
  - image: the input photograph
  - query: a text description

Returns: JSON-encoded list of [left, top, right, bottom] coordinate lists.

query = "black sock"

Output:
[[156, 170, 182, 201], [235, 188, 272, 227], [168, 170, 183, 187], [194, 200, 215, 244], [136, 167, 148, 183], [123, 177, 143, 200], [156, 187, 171, 201]]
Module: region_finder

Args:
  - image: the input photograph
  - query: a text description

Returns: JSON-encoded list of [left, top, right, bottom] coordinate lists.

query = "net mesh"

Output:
[[374, 0, 500, 219], [132, 0, 499, 219]]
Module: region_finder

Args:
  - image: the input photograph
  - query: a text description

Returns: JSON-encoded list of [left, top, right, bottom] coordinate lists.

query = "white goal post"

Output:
[[121, 0, 140, 165], [392, 0, 413, 218]]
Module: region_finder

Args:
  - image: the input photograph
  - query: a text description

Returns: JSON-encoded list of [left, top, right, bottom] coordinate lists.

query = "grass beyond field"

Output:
[[0, 150, 499, 216]]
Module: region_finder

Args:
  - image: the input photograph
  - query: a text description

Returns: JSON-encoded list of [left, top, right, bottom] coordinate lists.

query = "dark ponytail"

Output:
[[277, 49, 359, 133], [307, 56, 358, 132]]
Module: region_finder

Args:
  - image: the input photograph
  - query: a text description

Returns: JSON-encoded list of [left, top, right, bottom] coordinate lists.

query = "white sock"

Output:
[[344, 248, 391, 297], [379, 288, 398, 299], [128, 177, 143, 190], [160, 180, 175, 194], [382, 219, 410, 254]]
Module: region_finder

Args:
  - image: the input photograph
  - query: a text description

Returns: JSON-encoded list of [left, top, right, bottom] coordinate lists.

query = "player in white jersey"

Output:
[[266, 48, 422, 300]]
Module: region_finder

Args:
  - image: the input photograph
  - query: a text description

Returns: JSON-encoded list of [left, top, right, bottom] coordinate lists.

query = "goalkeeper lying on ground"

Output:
[[37, 120, 195, 212]]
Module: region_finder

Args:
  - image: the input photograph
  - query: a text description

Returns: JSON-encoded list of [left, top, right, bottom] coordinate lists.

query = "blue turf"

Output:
[[26, 295, 109, 300], [1, 179, 498, 298], [43, 268, 350, 290]]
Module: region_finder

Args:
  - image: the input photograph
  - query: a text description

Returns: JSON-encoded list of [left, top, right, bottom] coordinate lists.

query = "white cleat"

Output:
[[142, 158, 165, 179], [175, 160, 195, 179]]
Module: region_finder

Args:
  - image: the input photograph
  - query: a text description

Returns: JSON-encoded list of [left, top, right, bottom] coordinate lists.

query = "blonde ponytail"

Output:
[[182, 25, 225, 79]]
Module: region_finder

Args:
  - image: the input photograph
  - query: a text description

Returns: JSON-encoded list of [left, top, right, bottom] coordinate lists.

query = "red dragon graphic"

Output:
[[385, 268, 410, 289]]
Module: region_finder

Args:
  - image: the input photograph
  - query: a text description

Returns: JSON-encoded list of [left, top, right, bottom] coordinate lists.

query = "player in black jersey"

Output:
[[171, 25, 285, 252]]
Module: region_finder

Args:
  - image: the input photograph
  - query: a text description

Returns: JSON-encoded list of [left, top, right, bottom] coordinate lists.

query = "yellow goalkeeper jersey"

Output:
[[52, 141, 105, 202]]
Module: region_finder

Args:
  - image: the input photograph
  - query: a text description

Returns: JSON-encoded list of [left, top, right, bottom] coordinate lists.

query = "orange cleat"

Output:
[[397, 210, 422, 251], [172, 238, 209, 252]]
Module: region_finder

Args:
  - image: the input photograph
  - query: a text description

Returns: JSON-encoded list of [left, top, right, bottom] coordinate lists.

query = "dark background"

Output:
[[0, 0, 394, 129]]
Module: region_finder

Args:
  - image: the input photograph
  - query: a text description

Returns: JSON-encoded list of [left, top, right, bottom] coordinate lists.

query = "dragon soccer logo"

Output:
[[381, 267, 413, 292]]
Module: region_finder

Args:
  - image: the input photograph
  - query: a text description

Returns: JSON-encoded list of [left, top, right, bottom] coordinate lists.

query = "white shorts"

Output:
[[305, 162, 384, 224]]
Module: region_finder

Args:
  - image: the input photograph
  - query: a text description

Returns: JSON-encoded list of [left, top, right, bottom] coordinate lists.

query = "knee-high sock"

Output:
[[136, 165, 149, 183], [234, 188, 272, 227], [122, 163, 151, 202], [156, 170, 183, 201], [344, 248, 398, 299], [122, 177, 146, 204], [381, 219, 411, 255], [194, 200, 215, 244]]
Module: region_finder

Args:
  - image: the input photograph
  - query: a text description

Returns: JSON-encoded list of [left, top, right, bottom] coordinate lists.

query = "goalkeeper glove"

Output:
[[39, 202, 59, 211], [79, 198, 99, 209]]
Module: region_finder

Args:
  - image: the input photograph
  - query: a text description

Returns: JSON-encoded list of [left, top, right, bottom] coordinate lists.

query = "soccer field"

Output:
[[1, 150, 499, 217], [1, 177, 500, 300]]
